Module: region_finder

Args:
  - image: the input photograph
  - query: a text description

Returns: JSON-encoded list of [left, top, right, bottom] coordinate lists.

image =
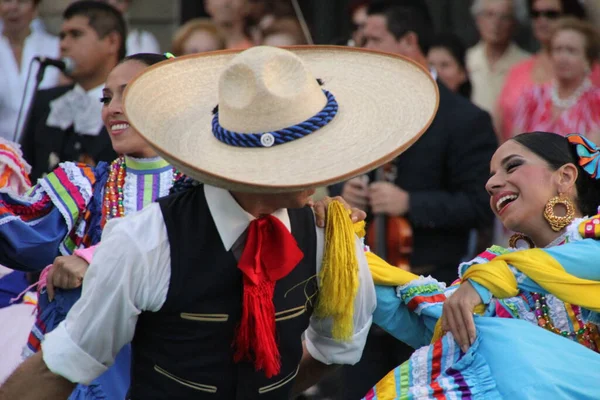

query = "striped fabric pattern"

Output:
[[37, 162, 96, 255], [364, 333, 500, 400], [397, 277, 446, 315]]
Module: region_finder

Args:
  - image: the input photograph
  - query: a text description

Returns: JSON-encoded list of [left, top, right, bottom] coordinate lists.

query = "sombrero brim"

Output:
[[123, 46, 439, 193]]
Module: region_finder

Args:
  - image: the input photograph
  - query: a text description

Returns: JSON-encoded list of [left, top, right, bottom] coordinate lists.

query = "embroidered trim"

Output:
[[122, 160, 176, 215], [258, 366, 299, 394], [397, 277, 446, 314], [179, 313, 229, 322], [153, 365, 217, 393], [275, 306, 306, 321], [38, 162, 95, 254]]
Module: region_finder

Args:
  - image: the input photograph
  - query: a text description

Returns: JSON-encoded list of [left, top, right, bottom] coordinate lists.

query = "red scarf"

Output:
[[233, 215, 304, 378]]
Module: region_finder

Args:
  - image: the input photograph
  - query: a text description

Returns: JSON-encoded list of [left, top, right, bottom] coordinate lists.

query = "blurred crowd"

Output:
[[2, 0, 600, 157], [2, 0, 600, 399]]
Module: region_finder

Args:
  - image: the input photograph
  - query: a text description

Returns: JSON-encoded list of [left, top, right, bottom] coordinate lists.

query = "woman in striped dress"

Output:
[[0, 53, 182, 399]]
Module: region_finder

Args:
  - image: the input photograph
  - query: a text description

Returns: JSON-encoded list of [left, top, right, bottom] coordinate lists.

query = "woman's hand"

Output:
[[46, 255, 89, 301], [311, 196, 367, 228], [441, 280, 482, 352]]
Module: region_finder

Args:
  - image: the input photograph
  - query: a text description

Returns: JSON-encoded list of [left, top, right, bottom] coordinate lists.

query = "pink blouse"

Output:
[[513, 82, 600, 137], [497, 56, 600, 141]]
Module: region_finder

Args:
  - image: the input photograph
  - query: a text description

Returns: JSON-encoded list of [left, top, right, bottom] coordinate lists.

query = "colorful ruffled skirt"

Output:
[[365, 317, 600, 399]]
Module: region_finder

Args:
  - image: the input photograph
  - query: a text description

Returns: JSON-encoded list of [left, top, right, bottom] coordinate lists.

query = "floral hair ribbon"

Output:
[[567, 134, 600, 179]]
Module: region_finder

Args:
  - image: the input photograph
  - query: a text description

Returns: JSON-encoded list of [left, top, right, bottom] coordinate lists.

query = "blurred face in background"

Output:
[[59, 15, 120, 82], [351, 4, 368, 46], [531, 0, 562, 47], [182, 28, 223, 54], [204, 0, 248, 25], [0, 0, 36, 36], [363, 15, 407, 55], [475, 0, 516, 46], [551, 28, 590, 82], [262, 32, 297, 46], [428, 46, 467, 93]]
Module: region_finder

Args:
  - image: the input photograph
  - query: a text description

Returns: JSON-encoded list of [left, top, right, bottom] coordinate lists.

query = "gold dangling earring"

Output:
[[509, 233, 535, 249], [543, 194, 575, 232]]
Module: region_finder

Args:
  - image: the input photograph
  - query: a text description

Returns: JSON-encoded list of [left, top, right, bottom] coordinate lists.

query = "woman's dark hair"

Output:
[[120, 53, 169, 67], [429, 33, 472, 98], [513, 131, 600, 216]]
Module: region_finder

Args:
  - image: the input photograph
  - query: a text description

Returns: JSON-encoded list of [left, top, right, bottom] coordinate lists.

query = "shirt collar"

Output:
[[204, 184, 291, 251], [429, 67, 438, 81], [74, 83, 104, 101]]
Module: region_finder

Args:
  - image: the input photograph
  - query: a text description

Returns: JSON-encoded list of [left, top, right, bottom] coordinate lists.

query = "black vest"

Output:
[[129, 186, 318, 399]]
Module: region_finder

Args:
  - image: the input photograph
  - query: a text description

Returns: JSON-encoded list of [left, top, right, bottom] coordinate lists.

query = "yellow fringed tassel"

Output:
[[315, 200, 360, 341]]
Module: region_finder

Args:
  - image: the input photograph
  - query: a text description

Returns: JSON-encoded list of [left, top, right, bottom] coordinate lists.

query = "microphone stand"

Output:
[[13, 61, 47, 144]]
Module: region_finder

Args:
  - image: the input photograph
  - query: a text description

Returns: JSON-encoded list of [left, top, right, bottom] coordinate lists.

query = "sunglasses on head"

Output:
[[531, 10, 561, 19]]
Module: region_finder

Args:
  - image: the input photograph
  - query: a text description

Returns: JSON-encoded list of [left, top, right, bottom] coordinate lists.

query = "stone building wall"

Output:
[[38, 0, 180, 53]]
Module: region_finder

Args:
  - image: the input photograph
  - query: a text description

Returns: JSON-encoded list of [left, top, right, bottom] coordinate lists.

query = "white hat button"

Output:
[[260, 133, 275, 147]]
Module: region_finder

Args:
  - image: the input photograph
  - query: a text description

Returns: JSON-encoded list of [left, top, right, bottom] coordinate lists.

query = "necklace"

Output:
[[550, 77, 591, 109], [102, 156, 183, 224], [532, 292, 598, 350]]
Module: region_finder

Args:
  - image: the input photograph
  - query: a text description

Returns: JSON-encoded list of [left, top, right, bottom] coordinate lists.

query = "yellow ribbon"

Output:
[[465, 248, 600, 312], [367, 245, 600, 343]]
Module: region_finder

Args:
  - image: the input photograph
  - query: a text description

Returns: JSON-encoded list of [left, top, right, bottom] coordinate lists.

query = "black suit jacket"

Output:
[[20, 85, 116, 181], [331, 82, 497, 284]]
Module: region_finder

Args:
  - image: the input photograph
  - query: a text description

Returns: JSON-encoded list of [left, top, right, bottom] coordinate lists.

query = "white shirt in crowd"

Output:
[[126, 29, 160, 56], [0, 30, 60, 142], [42, 184, 376, 384]]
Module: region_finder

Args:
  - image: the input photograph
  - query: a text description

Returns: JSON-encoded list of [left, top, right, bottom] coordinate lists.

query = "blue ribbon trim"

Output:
[[211, 90, 338, 148]]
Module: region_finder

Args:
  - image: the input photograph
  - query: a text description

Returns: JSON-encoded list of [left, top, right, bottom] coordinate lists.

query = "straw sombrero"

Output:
[[123, 45, 439, 193]]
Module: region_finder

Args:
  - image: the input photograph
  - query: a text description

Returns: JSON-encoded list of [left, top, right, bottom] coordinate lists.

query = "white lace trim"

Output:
[[38, 161, 93, 232], [498, 296, 536, 323], [122, 169, 138, 215], [564, 217, 587, 242], [545, 293, 572, 333], [409, 343, 431, 387], [159, 169, 174, 198]]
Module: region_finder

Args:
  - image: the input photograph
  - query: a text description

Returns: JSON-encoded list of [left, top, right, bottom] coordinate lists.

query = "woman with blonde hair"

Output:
[[171, 18, 225, 55]]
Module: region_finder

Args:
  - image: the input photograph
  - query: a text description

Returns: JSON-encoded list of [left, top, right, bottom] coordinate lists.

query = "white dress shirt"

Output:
[[0, 31, 60, 141], [126, 29, 160, 56], [46, 84, 104, 136], [42, 185, 376, 384]]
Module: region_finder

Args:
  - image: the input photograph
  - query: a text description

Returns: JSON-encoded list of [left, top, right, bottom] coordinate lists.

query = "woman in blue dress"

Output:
[[364, 132, 600, 399]]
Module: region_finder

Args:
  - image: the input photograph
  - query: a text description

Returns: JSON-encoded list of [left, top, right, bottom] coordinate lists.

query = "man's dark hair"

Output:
[[63, 1, 127, 60], [368, 1, 432, 53], [369, 0, 432, 24]]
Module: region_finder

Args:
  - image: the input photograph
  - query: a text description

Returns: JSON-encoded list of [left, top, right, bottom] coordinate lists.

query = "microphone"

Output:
[[34, 56, 75, 74]]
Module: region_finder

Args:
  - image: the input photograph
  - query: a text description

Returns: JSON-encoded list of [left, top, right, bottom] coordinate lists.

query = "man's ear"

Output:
[[103, 31, 122, 58], [401, 31, 419, 51]]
